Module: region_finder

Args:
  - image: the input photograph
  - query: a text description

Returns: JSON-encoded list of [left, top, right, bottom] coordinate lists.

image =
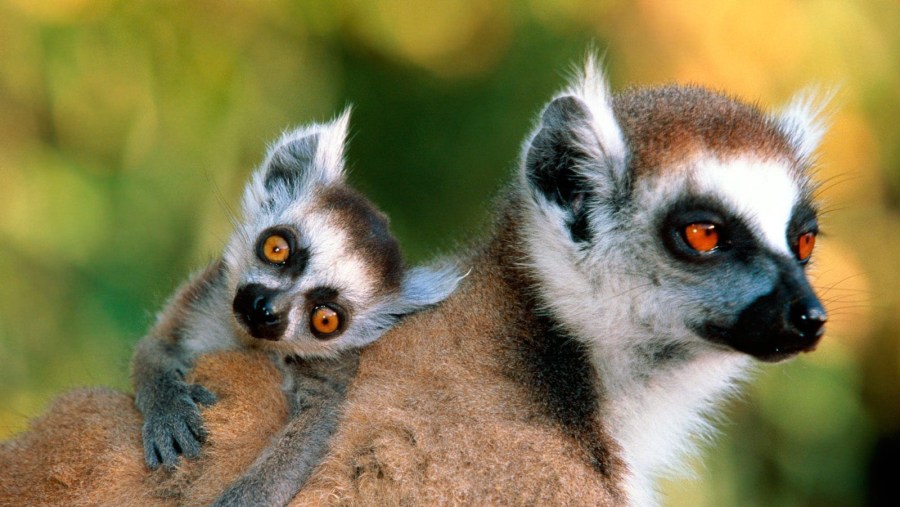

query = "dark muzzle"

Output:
[[700, 263, 826, 362], [233, 284, 288, 340]]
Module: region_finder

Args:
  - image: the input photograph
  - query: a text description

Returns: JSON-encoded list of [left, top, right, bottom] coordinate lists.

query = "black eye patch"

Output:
[[304, 286, 339, 306], [255, 226, 310, 278], [786, 201, 819, 240], [786, 200, 819, 264], [659, 195, 759, 266]]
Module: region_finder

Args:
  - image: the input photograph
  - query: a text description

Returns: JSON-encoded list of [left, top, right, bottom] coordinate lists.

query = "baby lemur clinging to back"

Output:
[[131, 110, 459, 506]]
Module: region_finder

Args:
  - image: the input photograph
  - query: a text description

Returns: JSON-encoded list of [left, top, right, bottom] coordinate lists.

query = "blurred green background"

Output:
[[0, 0, 897, 505]]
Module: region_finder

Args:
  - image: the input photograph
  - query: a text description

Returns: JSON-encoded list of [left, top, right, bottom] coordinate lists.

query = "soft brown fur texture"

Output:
[[614, 86, 799, 176], [0, 200, 625, 506], [289, 207, 625, 506], [0, 351, 288, 507]]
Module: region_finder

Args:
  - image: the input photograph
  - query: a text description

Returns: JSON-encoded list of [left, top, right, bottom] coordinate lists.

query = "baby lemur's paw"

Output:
[[140, 381, 217, 470]]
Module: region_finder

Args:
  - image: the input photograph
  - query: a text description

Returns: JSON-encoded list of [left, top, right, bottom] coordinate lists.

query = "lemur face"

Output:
[[632, 155, 824, 362], [522, 61, 828, 363], [222, 111, 457, 358]]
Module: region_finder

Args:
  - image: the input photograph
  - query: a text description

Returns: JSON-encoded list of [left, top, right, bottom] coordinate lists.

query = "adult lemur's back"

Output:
[[290, 58, 828, 505]]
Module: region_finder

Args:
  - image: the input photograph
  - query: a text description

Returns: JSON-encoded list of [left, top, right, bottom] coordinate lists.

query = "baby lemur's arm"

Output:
[[210, 351, 361, 507], [131, 260, 230, 470]]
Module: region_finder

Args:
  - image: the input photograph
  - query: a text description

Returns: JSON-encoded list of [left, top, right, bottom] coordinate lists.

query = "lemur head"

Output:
[[521, 59, 828, 363], [222, 110, 458, 357]]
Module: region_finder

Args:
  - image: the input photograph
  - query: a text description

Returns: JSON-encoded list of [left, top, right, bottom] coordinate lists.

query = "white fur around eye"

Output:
[[693, 157, 799, 255]]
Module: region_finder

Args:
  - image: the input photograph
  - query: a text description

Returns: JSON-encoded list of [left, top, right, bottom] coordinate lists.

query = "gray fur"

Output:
[[132, 263, 231, 471], [264, 134, 320, 194], [395, 263, 463, 310]]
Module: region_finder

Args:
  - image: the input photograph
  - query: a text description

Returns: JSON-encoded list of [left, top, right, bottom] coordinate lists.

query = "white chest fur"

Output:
[[598, 350, 751, 506]]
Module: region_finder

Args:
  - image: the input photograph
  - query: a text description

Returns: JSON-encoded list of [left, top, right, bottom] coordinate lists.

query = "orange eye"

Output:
[[684, 223, 719, 253], [310, 305, 341, 337], [262, 234, 290, 264], [796, 232, 816, 262]]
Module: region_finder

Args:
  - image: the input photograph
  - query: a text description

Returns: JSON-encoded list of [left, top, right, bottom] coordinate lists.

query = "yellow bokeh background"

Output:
[[1, 1, 897, 505]]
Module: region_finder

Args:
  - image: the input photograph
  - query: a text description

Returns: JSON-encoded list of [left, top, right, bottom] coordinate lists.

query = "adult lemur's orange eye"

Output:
[[684, 223, 719, 253], [796, 232, 816, 262], [310, 305, 341, 337], [262, 234, 290, 264]]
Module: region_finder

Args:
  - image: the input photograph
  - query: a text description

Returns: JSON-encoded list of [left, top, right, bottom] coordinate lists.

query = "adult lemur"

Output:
[[131, 111, 458, 506], [282, 57, 829, 505], [0, 58, 828, 506]]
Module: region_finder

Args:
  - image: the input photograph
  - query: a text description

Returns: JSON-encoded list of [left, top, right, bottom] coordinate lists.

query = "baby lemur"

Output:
[[131, 111, 458, 506]]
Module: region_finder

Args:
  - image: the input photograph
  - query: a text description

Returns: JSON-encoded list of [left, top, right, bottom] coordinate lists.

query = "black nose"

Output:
[[790, 296, 827, 339], [233, 284, 287, 340], [696, 259, 827, 362]]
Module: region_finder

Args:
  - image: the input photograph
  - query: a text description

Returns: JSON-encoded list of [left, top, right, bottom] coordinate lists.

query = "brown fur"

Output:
[[614, 86, 798, 176], [0, 351, 288, 507], [291, 200, 626, 505], [0, 196, 626, 506], [317, 185, 404, 294]]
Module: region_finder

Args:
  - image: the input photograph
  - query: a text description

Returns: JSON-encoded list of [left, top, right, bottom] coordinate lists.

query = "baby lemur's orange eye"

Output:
[[262, 234, 290, 264], [310, 305, 341, 337], [796, 232, 816, 262], [684, 223, 719, 253]]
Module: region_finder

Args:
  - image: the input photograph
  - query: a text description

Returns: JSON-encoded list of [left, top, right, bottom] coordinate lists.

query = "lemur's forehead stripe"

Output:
[[691, 157, 800, 254], [613, 86, 799, 178], [314, 185, 404, 293]]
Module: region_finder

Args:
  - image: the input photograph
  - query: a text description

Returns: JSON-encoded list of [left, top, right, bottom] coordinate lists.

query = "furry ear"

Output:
[[242, 108, 351, 214], [384, 263, 462, 317], [525, 95, 596, 209], [776, 88, 834, 162], [523, 57, 627, 242], [344, 263, 462, 349]]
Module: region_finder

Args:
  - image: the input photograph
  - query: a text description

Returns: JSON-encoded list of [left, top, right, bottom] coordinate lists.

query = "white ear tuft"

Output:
[[560, 53, 627, 163], [777, 87, 836, 162], [312, 106, 352, 184]]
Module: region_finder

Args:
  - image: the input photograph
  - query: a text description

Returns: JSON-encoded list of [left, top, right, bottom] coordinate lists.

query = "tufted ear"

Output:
[[523, 57, 628, 242], [776, 88, 834, 162], [380, 263, 463, 318], [398, 263, 462, 308], [242, 108, 351, 214]]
